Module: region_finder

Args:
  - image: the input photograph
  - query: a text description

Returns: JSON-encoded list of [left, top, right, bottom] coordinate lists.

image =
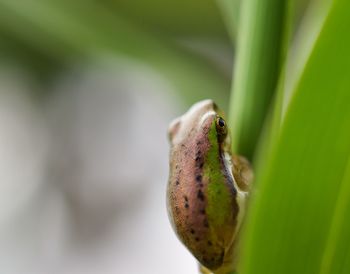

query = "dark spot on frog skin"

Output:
[[175, 164, 178, 169], [207, 240, 212, 246], [200, 209, 205, 215], [204, 257, 209, 262], [195, 237, 200, 242], [199, 183, 204, 188], [190, 229, 195, 234], [184, 195, 188, 202], [176, 180, 180, 186], [197, 141, 202, 145], [196, 175, 202, 182], [203, 219, 209, 228], [197, 189, 205, 201], [202, 250, 225, 269], [196, 159, 204, 169], [185, 203, 189, 209], [220, 250, 225, 260], [202, 258, 209, 265]]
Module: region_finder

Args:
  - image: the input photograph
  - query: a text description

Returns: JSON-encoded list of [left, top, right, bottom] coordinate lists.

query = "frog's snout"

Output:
[[168, 117, 181, 142]]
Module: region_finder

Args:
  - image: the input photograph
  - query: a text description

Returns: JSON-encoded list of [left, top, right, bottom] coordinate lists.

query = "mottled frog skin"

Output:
[[167, 100, 252, 273]]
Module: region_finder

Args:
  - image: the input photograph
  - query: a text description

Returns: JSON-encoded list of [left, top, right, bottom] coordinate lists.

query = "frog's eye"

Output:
[[216, 116, 227, 141], [218, 117, 225, 127]]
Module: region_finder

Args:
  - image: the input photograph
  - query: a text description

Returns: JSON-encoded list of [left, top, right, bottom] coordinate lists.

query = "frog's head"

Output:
[[168, 99, 229, 150], [167, 100, 243, 271]]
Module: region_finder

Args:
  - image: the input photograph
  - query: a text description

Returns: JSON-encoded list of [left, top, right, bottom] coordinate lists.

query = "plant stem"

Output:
[[253, 0, 296, 174], [228, 0, 288, 160]]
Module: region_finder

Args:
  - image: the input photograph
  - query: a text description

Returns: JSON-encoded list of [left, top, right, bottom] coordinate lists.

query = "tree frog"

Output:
[[167, 100, 252, 274]]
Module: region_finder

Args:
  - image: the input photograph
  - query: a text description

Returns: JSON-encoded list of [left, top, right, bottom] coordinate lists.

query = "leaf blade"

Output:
[[241, 0, 350, 273]]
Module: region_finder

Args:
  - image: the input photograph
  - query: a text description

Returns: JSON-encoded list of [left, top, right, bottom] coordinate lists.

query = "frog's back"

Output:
[[167, 113, 238, 270]]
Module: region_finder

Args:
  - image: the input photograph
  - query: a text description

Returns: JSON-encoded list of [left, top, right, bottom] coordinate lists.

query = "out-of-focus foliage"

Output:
[[106, 0, 227, 37], [0, 0, 231, 107], [215, 0, 240, 41]]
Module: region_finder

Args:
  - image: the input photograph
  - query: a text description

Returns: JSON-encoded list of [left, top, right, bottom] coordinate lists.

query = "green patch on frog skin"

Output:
[[204, 121, 232, 227]]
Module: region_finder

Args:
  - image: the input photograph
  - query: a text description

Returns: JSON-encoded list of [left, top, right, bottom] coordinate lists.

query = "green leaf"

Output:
[[228, 0, 288, 159], [320, 158, 350, 274], [283, 0, 333, 113], [110, 0, 227, 37], [215, 0, 240, 41], [0, 0, 230, 106], [241, 0, 350, 273]]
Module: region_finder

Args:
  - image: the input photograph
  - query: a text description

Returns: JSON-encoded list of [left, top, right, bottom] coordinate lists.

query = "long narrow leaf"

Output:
[[229, 0, 287, 159], [241, 1, 350, 273]]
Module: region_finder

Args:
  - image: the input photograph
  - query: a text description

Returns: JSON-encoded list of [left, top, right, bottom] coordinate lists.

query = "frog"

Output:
[[167, 99, 252, 274]]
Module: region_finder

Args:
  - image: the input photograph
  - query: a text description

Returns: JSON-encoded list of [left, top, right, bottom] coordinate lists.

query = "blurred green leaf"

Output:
[[107, 0, 228, 37], [0, 0, 230, 106], [215, 0, 240, 41], [241, 1, 350, 273]]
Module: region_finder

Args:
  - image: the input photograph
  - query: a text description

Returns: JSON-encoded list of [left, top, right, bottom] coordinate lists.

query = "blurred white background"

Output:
[[0, 60, 198, 274]]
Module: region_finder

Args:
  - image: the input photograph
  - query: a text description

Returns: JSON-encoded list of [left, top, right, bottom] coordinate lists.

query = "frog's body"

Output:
[[167, 100, 252, 274]]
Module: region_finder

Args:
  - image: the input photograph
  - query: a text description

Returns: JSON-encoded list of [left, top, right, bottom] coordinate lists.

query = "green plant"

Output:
[[228, 0, 350, 273], [0, 0, 229, 105]]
